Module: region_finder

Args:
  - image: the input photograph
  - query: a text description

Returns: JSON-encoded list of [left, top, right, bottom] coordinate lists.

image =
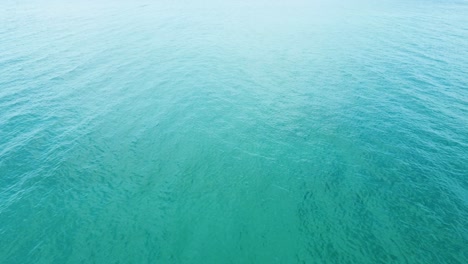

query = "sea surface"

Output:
[[1, 0, 467, 263]]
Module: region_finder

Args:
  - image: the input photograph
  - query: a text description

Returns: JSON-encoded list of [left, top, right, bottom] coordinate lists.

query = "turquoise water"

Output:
[[1, 0, 467, 263]]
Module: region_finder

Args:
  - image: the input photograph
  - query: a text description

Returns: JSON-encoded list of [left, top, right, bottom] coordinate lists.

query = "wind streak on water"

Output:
[[0, 0, 467, 263]]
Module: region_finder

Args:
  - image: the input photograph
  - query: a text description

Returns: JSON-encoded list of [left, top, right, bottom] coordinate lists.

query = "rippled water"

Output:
[[1, 0, 467, 263]]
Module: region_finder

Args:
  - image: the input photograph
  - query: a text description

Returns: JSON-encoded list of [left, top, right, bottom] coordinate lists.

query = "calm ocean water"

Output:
[[1, 0, 467, 263]]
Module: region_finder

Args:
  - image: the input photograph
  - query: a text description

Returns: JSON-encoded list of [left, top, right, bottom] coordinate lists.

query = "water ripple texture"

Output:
[[1, 0, 467, 263]]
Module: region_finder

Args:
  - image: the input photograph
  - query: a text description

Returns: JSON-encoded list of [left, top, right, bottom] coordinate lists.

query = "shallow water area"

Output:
[[1, 0, 467, 263]]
